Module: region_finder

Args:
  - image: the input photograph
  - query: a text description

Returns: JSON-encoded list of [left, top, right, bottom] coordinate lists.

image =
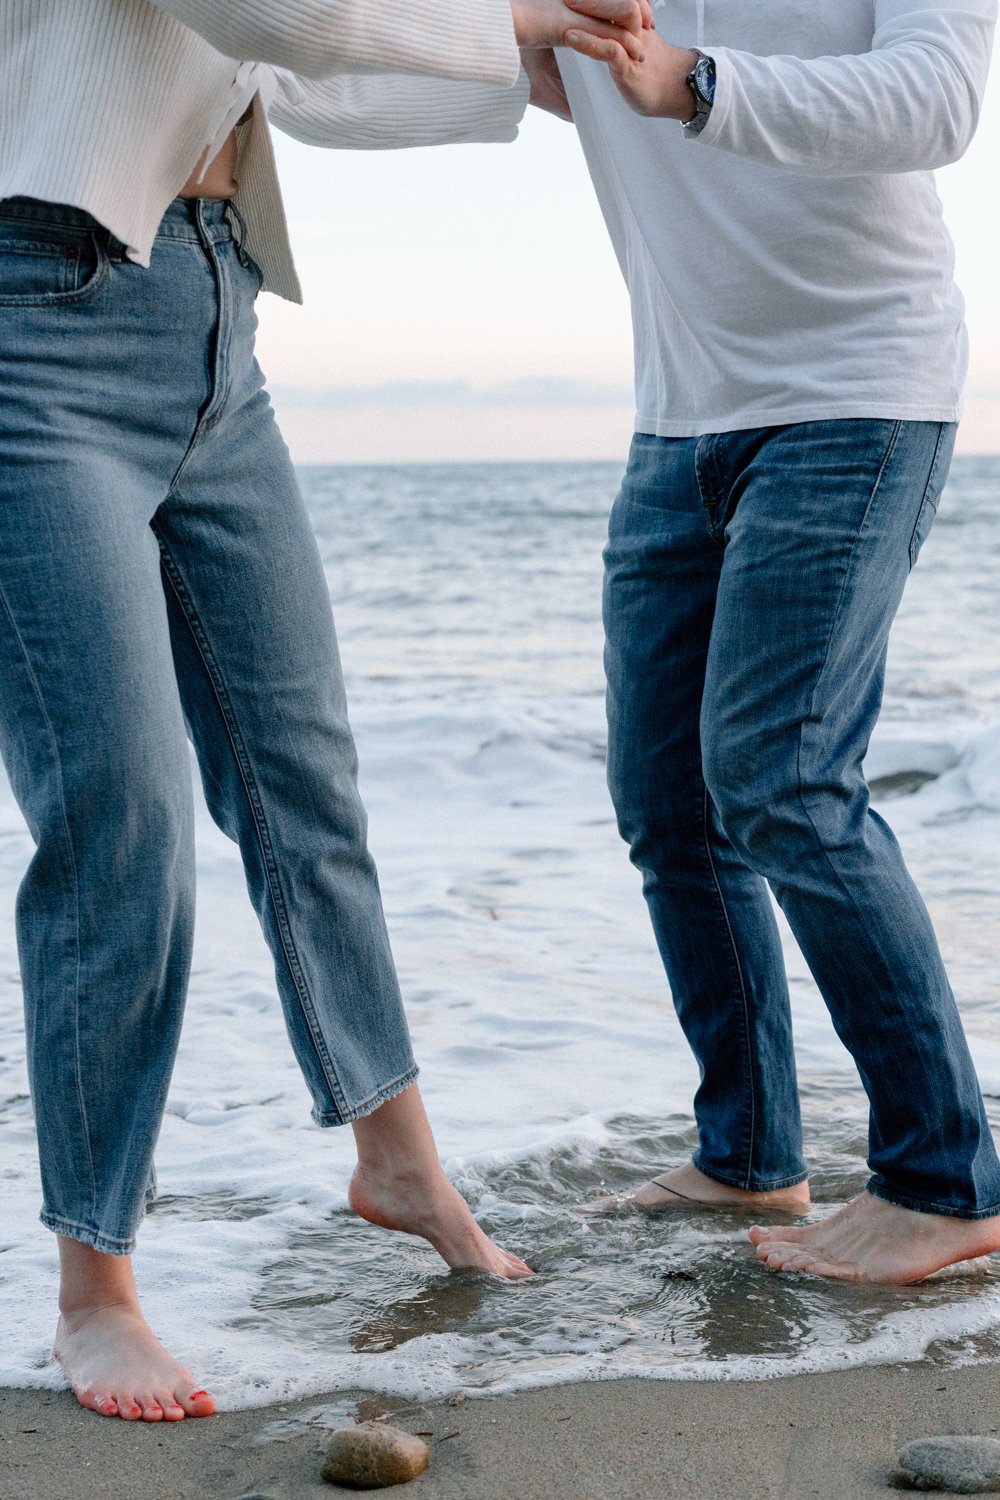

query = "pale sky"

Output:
[[257, 58, 1000, 464]]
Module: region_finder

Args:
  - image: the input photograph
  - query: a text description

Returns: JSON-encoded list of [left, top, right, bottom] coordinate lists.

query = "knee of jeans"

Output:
[[702, 730, 787, 860], [65, 742, 193, 883]]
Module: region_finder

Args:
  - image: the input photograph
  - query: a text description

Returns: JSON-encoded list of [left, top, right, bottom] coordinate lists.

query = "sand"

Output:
[[3, 1361, 1000, 1499]]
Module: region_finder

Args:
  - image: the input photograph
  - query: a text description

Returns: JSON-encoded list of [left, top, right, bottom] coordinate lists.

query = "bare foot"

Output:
[[578, 1160, 811, 1217], [55, 1304, 216, 1422], [350, 1085, 533, 1280], [55, 1237, 214, 1422], [749, 1190, 1000, 1284], [349, 1164, 532, 1279]]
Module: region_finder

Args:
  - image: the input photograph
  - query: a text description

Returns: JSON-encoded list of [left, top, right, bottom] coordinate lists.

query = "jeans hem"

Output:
[[692, 1154, 810, 1193], [866, 1179, 1000, 1221], [39, 1211, 135, 1256], [312, 1063, 419, 1128]]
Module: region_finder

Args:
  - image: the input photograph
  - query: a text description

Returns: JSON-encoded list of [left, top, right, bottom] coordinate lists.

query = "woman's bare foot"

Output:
[[350, 1085, 533, 1280], [749, 1190, 1000, 1283], [55, 1238, 215, 1421], [578, 1160, 811, 1216]]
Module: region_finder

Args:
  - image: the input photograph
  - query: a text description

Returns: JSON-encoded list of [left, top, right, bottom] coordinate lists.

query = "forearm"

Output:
[[270, 70, 531, 148], [145, 0, 521, 84], [703, 11, 995, 175]]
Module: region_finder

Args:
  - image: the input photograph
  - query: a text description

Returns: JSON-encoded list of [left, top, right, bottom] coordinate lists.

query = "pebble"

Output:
[[321, 1422, 431, 1490], [894, 1436, 1000, 1493]]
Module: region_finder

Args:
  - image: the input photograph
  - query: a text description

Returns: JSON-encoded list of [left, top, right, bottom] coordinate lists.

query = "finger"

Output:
[[564, 29, 637, 67], [566, 0, 643, 37], [638, 0, 655, 27]]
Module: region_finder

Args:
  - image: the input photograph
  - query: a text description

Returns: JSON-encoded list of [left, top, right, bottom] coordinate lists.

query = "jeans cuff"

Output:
[[39, 1211, 136, 1256], [866, 1178, 1000, 1221], [312, 1063, 420, 1128], [692, 1153, 810, 1193]]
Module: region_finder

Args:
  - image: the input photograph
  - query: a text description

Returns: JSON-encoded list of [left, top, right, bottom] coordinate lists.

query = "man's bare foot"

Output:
[[578, 1160, 811, 1216], [55, 1239, 214, 1421], [350, 1085, 533, 1280], [749, 1190, 1000, 1284]]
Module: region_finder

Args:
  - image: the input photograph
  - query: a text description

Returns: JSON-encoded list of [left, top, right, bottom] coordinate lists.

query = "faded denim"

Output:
[[604, 422, 1000, 1218], [0, 197, 417, 1255]]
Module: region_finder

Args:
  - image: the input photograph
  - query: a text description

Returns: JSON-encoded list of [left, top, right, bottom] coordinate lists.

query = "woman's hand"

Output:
[[520, 47, 573, 120], [562, 28, 696, 117], [512, 0, 652, 55]]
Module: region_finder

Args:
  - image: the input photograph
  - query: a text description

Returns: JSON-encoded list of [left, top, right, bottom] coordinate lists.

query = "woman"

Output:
[[0, 0, 647, 1424]]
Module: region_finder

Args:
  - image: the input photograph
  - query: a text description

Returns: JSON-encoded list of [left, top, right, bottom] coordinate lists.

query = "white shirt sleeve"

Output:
[[697, 0, 997, 174], [269, 69, 530, 148], [143, 0, 521, 85]]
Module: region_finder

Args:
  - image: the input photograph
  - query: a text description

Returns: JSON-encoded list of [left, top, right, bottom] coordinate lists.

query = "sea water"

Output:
[[1, 457, 999, 1408]]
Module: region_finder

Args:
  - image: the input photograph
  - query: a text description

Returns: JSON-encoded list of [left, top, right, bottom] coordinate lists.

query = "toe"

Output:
[[503, 1251, 534, 1279], [574, 1196, 619, 1216], [81, 1388, 118, 1418], [139, 1399, 164, 1422], [155, 1389, 186, 1422], [117, 1397, 143, 1421], [178, 1387, 215, 1418]]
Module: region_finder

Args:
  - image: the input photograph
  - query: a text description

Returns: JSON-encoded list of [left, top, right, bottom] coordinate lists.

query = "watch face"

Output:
[[694, 55, 716, 105]]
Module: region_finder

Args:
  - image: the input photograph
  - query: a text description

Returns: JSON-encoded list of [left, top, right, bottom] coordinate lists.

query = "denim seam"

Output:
[[694, 1160, 810, 1193], [0, 581, 98, 1223], [155, 543, 353, 1124], [907, 424, 948, 569], [698, 784, 758, 1190], [791, 422, 961, 1192], [312, 1063, 420, 1127]]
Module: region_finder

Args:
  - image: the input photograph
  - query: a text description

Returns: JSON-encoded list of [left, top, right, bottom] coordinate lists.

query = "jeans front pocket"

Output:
[[0, 223, 108, 306]]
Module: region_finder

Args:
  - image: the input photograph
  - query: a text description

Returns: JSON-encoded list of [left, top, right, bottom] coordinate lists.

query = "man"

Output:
[[525, 0, 1000, 1282]]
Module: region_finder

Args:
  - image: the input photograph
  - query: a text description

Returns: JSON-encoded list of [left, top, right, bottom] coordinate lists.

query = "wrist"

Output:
[[658, 45, 700, 120]]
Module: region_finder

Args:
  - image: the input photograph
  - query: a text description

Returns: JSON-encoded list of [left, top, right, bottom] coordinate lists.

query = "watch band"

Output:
[[683, 48, 716, 137]]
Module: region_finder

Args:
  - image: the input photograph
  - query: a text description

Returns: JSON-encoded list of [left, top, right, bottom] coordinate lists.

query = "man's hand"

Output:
[[521, 47, 573, 120], [512, 0, 652, 54], [563, 28, 696, 118]]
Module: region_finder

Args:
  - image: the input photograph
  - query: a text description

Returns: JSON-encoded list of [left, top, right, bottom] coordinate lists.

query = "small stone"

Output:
[[448, 1393, 466, 1407], [894, 1436, 1000, 1493], [321, 1422, 431, 1490]]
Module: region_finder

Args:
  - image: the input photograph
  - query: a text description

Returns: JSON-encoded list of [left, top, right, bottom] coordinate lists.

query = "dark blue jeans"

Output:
[[604, 422, 1000, 1218]]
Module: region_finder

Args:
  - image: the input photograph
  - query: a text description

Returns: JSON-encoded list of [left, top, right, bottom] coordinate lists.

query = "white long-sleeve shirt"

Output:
[[0, 0, 528, 302], [558, 0, 997, 434]]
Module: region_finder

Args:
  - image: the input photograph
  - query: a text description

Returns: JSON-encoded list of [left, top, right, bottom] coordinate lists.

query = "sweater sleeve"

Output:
[[269, 69, 530, 148], [143, 0, 521, 85], [696, 0, 996, 175]]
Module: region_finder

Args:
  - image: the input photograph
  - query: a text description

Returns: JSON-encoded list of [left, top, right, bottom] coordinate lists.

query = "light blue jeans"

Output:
[[604, 424, 1000, 1218], [0, 196, 418, 1254]]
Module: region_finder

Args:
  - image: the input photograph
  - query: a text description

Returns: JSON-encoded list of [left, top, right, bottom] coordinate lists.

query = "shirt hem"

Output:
[[634, 401, 963, 438]]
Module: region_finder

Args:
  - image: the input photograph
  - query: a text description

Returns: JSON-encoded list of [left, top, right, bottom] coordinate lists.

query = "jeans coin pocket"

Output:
[[0, 228, 105, 305]]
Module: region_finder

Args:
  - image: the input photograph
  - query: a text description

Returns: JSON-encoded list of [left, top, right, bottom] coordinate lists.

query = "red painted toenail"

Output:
[[189, 1390, 209, 1400]]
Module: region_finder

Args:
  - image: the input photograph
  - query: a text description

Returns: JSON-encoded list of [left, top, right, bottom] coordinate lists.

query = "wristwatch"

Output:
[[683, 49, 716, 137]]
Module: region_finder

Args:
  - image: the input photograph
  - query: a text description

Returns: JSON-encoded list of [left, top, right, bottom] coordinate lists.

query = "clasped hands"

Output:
[[513, 0, 698, 123]]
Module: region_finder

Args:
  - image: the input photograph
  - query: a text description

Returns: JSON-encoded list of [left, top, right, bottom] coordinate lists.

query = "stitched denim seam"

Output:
[[698, 784, 758, 1188], [312, 1064, 420, 1127], [0, 581, 98, 1219], [792, 423, 943, 1104], [155, 542, 352, 1122], [907, 424, 948, 569]]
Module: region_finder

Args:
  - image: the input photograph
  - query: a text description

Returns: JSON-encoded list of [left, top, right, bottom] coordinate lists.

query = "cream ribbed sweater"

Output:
[[0, 0, 529, 301]]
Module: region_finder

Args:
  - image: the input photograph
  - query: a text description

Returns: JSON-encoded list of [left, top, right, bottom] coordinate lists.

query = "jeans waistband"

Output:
[[0, 195, 237, 249]]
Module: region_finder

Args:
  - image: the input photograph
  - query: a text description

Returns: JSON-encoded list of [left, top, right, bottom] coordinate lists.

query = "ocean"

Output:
[[1, 456, 999, 1409]]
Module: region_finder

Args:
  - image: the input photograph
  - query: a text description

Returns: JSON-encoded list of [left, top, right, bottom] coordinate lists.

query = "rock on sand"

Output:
[[321, 1422, 431, 1489], [894, 1436, 1000, 1493]]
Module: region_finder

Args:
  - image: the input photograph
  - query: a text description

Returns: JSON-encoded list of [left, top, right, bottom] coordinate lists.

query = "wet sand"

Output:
[[3, 1361, 1000, 1499]]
